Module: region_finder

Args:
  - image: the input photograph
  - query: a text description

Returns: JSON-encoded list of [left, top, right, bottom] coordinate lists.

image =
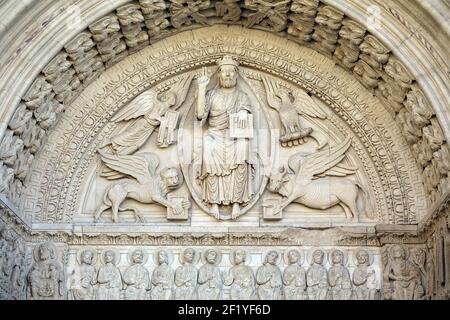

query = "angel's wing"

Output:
[[288, 137, 352, 181], [292, 89, 327, 119], [261, 75, 281, 111], [111, 89, 158, 122], [170, 73, 195, 110], [99, 151, 159, 184]]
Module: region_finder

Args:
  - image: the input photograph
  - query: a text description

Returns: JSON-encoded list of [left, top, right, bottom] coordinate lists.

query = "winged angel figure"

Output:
[[100, 74, 194, 155], [267, 137, 372, 221], [94, 151, 189, 223], [261, 75, 328, 148]]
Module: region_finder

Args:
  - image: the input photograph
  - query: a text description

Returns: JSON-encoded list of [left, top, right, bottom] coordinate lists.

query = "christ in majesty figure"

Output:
[[196, 56, 255, 219]]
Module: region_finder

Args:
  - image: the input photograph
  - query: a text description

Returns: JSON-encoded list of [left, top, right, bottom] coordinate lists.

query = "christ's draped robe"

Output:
[[198, 87, 255, 205]]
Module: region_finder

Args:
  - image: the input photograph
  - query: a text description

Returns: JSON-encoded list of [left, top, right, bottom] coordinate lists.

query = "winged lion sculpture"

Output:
[[94, 151, 189, 223]]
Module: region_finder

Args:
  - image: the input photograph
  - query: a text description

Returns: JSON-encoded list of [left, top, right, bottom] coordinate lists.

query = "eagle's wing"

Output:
[[99, 151, 158, 184], [261, 75, 281, 111], [292, 89, 327, 119], [288, 137, 352, 182], [171, 73, 195, 110], [111, 89, 159, 122]]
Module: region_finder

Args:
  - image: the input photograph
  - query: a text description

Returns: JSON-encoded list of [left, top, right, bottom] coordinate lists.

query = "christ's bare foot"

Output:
[[231, 203, 240, 220], [211, 204, 220, 219]]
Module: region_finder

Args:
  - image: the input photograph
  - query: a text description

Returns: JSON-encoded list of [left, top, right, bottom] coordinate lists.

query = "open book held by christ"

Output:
[[229, 112, 254, 138]]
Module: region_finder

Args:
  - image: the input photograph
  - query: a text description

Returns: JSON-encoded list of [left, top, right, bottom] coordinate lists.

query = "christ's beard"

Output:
[[220, 78, 237, 88]]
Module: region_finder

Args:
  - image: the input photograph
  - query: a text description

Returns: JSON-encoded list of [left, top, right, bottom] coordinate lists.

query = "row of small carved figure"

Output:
[[27, 243, 381, 300], [20, 241, 433, 300]]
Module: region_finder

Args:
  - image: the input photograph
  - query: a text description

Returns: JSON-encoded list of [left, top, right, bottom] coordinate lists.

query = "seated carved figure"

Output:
[[70, 249, 97, 300], [306, 249, 328, 300], [27, 242, 64, 300], [386, 245, 424, 300]]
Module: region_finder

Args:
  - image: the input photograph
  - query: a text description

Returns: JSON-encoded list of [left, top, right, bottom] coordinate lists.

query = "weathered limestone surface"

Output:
[[0, 0, 448, 300]]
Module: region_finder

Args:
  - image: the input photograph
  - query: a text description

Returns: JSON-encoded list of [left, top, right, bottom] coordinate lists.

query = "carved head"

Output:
[[158, 91, 177, 106], [287, 249, 300, 264], [265, 250, 279, 265], [275, 88, 293, 103], [81, 249, 94, 265], [132, 249, 144, 264], [205, 249, 218, 264], [217, 56, 239, 89], [267, 166, 289, 192], [38, 243, 53, 261], [160, 167, 181, 190], [233, 249, 246, 265], [312, 249, 324, 265], [182, 248, 195, 264], [331, 249, 344, 265], [0, 227, 14, 243], [158, 250, 168, 264], [104, 250, 115, 264], [391, 245, 407, 260], [355, 249, 370, 266]]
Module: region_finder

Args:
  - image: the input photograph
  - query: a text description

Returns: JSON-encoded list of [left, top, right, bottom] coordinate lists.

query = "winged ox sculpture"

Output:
[[267, 137, 372, 221]]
